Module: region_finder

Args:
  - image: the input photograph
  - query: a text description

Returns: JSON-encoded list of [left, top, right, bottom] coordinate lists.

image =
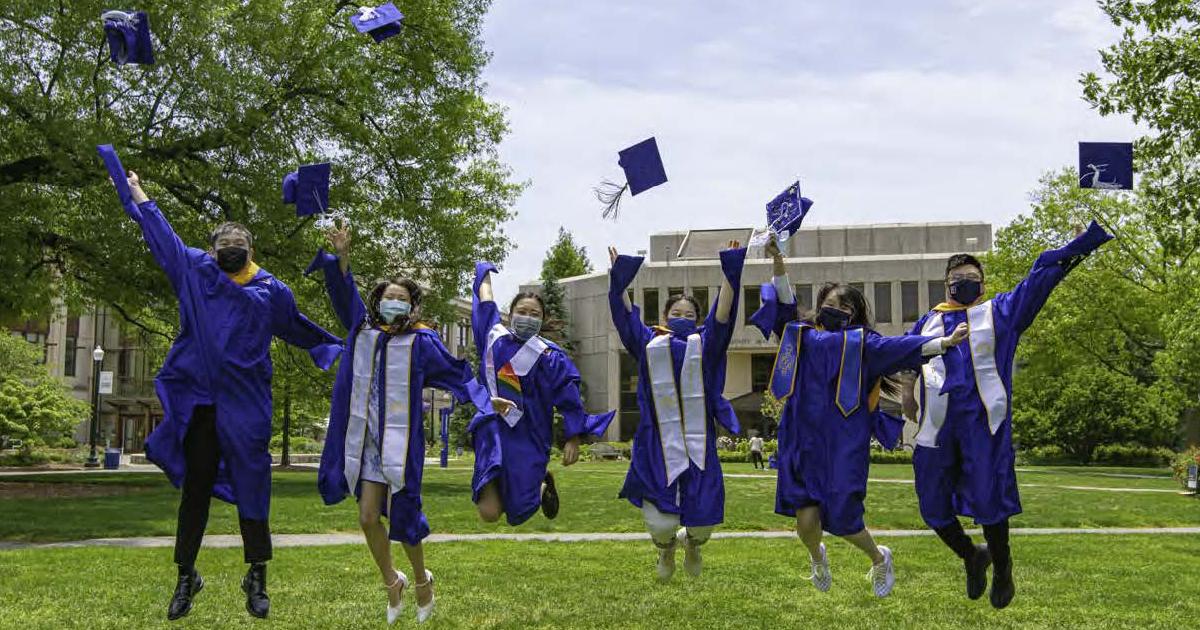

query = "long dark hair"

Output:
[[662, 294, 702, 322], [808, 282, 901, 399], [366, 277, 423, 328], [509, 291, 546, 314]]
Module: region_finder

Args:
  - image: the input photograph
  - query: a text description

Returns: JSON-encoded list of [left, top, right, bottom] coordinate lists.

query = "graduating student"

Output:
[[905, 222, 1113, 609], [468, 263, 615, 524], [116, 172, 341, 621], [310, 224, 479, 624], [607, 241, 746, 581], [749, 235, 967, 598]]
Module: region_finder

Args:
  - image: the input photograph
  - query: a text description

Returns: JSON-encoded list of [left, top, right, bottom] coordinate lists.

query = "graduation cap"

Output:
[[96, 144, 134, 208], [765, 180, 814, 241], [1079, 142, 1133, 190], [101, 10, 154, 66], [282, 163, 331, 217], [350, 3, 405, 43], [595, 137, 667, 219]]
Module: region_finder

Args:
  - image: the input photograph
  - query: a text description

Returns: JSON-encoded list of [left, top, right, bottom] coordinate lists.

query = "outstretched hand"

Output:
[[491, 397, 518, 417], [764, 233, 782, 260], [941, 322, 970, 349], [608, 246, 619, 266], [126, 170, 149, 204], [562, 436, 580, 466], [324, 220, 351, 257], [722, 239, 742, 252]]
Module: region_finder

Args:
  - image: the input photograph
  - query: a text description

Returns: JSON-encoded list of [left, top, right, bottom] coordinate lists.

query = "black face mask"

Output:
[[215, 247, 249, 273], [949, 279, 982, 305], [816, 306, 852, 331]]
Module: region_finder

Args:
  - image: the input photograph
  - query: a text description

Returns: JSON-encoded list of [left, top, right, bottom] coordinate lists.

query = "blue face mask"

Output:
[[667, 317, 697, 336], [378, 299, 411, 324]]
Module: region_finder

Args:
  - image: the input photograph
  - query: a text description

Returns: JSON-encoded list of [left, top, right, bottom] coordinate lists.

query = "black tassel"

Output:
[[594, 180, 629, 220]]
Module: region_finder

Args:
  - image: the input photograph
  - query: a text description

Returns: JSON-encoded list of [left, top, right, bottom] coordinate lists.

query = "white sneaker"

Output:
[[385, 569, 409, 625], [414, 570, 435, 623], [809, 543, 832, 592], [867, 546, 896, 597], [656, 540, 677, 581], [677, 528, 702, 578]]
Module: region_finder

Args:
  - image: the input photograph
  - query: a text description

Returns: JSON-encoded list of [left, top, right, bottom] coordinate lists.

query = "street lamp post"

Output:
[[85, 345, 105, 468]]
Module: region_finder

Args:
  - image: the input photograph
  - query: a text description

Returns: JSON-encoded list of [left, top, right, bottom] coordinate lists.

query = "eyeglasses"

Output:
[[948, 273, 982, 283]]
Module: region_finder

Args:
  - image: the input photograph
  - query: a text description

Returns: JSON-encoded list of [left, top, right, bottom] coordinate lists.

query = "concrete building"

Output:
[[521, 222, 993, 442]]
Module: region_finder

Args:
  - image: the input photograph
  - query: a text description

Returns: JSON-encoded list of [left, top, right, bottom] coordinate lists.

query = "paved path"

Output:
[[4, 526, 1198, 552]]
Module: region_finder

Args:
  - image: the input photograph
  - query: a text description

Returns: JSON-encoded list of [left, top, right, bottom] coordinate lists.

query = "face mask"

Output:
[[949, 279, 983, 305], [215, 247, 248, 273], [378, 299, 411, 324], [816, 306, 852, 332], [510, 314, 543, 340], [667, 317, 697, 336]]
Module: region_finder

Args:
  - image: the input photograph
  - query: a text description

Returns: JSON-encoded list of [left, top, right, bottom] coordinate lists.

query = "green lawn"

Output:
[[1, 535, 1196, 629], [1, 463, 1196, 542]]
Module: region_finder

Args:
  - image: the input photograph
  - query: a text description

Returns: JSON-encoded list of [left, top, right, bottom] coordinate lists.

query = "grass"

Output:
[[1, 535, 1197, 629], [1, 463, 1197, 543]]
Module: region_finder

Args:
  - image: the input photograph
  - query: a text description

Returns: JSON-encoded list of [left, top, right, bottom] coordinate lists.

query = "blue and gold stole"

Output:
[[769, 324, 867, 418]]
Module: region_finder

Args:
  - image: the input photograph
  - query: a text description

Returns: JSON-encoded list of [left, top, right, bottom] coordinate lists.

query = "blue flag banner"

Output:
[[1078, 142, 1133, 190], [766, 180, 814, 241]]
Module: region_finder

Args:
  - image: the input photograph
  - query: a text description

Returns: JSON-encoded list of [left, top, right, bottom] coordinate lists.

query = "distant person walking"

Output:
[[749, 436, 765, 470]]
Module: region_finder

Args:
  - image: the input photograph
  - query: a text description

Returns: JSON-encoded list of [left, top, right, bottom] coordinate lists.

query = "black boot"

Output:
[[241, 562, 270, 618], [965, 544, 991, 600], [990, 560, 1015, 609], [167, 566, 204, 621], [541, 472, 560, 519]]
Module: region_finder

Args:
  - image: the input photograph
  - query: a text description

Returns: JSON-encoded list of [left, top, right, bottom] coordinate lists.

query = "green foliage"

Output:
[[1091, 443, 1175, 467], [0, 0, 521, 418], [540, 227, 593, 282], [0, 331, 88, 450], [1170, 445, 1200, 488], [269, 433, 320, 454]]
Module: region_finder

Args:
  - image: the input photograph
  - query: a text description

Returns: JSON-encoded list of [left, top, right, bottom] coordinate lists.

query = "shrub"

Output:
[[869, 449, 913, 465], [269, 434, 321, 454], [1016, 445, 1076, 465], [1171, 446, 1200, 489], [1091, 443, 1175, 467]]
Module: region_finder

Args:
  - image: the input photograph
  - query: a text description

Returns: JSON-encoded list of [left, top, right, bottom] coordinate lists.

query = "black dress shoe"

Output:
[[965, 544, 991, 600], [241, 562, 270, 619], [541, 472, 560, 519], [990, 562, 1015, 609], [167, 567, 204, 621]]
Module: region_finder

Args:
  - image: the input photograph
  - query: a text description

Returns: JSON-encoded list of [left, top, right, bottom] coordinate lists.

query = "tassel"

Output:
[[594, 180, 629, 220]]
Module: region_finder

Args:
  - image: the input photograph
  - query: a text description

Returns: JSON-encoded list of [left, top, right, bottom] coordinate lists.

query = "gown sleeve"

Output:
[[549, 351, 616, 439], [472, 262, 503, 359], [608, 254, 653, 358], [269, 279, 343, 370], [420, 330, 485, 407], [748, 274, 799, 340], [128, 200, 203, 295], [864, 330, 940, 381], [304, 248, 367, 333], [703, 248, 747, 435], [994, 221, 1113, 334]]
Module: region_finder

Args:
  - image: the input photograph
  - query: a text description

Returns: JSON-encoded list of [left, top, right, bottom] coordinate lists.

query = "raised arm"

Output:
[[304, 223, 367, 331], [124, 172, 199, 292], [471, 262, 503, 359], [712, 240, 745, 325], [865, 323, 968, 380], [748, 235, 798, 339], [269, 281, 343, 370], [997, 221, 1114, 333], [607, 247, 652, 356]]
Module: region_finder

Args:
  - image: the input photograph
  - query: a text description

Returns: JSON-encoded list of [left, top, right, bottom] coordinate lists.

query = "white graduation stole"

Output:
[[345, 328, 415, 495], [483, 323, 548, 427], [915, 301, 1009, 447], [645, 333, 707, 485]]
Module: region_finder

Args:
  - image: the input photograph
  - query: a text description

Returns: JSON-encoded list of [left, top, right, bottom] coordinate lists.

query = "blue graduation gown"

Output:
[[909, 222, 1113, 527], [128, 201, 342, 521], [750, 292, 935, 535], [308, 250, 478, 544], [467, 263, 615, 525], [608, 249, 745, 527]]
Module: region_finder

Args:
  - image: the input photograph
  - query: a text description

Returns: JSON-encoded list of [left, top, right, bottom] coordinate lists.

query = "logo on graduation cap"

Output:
[[595, 137, 668, 220], [765, 180, 814, 242], [1078, 142, 1133, 190], [350, 3, 405, 43], [101, 10, 154, 66], [282, 163, 331, 217]]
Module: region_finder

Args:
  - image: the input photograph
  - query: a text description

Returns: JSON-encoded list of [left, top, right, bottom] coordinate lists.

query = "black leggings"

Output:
[[750, 451, 764, 469], [173, 405, 272, 568]]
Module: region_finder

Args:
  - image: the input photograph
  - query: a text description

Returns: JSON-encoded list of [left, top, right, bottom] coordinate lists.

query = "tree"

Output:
[[540, 227, 593, 282], [0, 0, 521, 416], [0, 331, 88, 450]]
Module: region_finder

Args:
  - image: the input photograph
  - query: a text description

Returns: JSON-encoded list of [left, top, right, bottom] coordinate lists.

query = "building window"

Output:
[[63, 336, 78, 377], [643, 288, 659, 325], [751, 354, 775, 392], [874, 283, 893, 324], [744, 285, 761, 325], [693, 286, 710, 318], [849, 282, 865, 295], [901, 281, 920, 322], [619, 351, 641, 441], [795, 284, 813, 314], [668, 287, 685, 301], [928, 280, 945, 311], [118, 349, 131, 377]]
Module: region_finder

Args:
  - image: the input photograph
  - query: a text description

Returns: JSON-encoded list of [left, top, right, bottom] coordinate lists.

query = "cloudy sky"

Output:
[[478, 0, 1139, 301]]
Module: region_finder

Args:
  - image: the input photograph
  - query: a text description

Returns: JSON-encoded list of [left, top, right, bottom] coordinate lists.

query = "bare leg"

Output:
[[476, 480, 502, 523], [359, 481, 403, 606], [842, 528, 885, 565], [401, 542, 433, 606], [794, 506, 824, 558]]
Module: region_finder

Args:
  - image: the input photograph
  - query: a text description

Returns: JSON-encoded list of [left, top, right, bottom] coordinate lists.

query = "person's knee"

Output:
[[684, 526, 713, 546], [359, 509, 383, 531], [642, 505, 680, 547], [477, 501, 501, 523]]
